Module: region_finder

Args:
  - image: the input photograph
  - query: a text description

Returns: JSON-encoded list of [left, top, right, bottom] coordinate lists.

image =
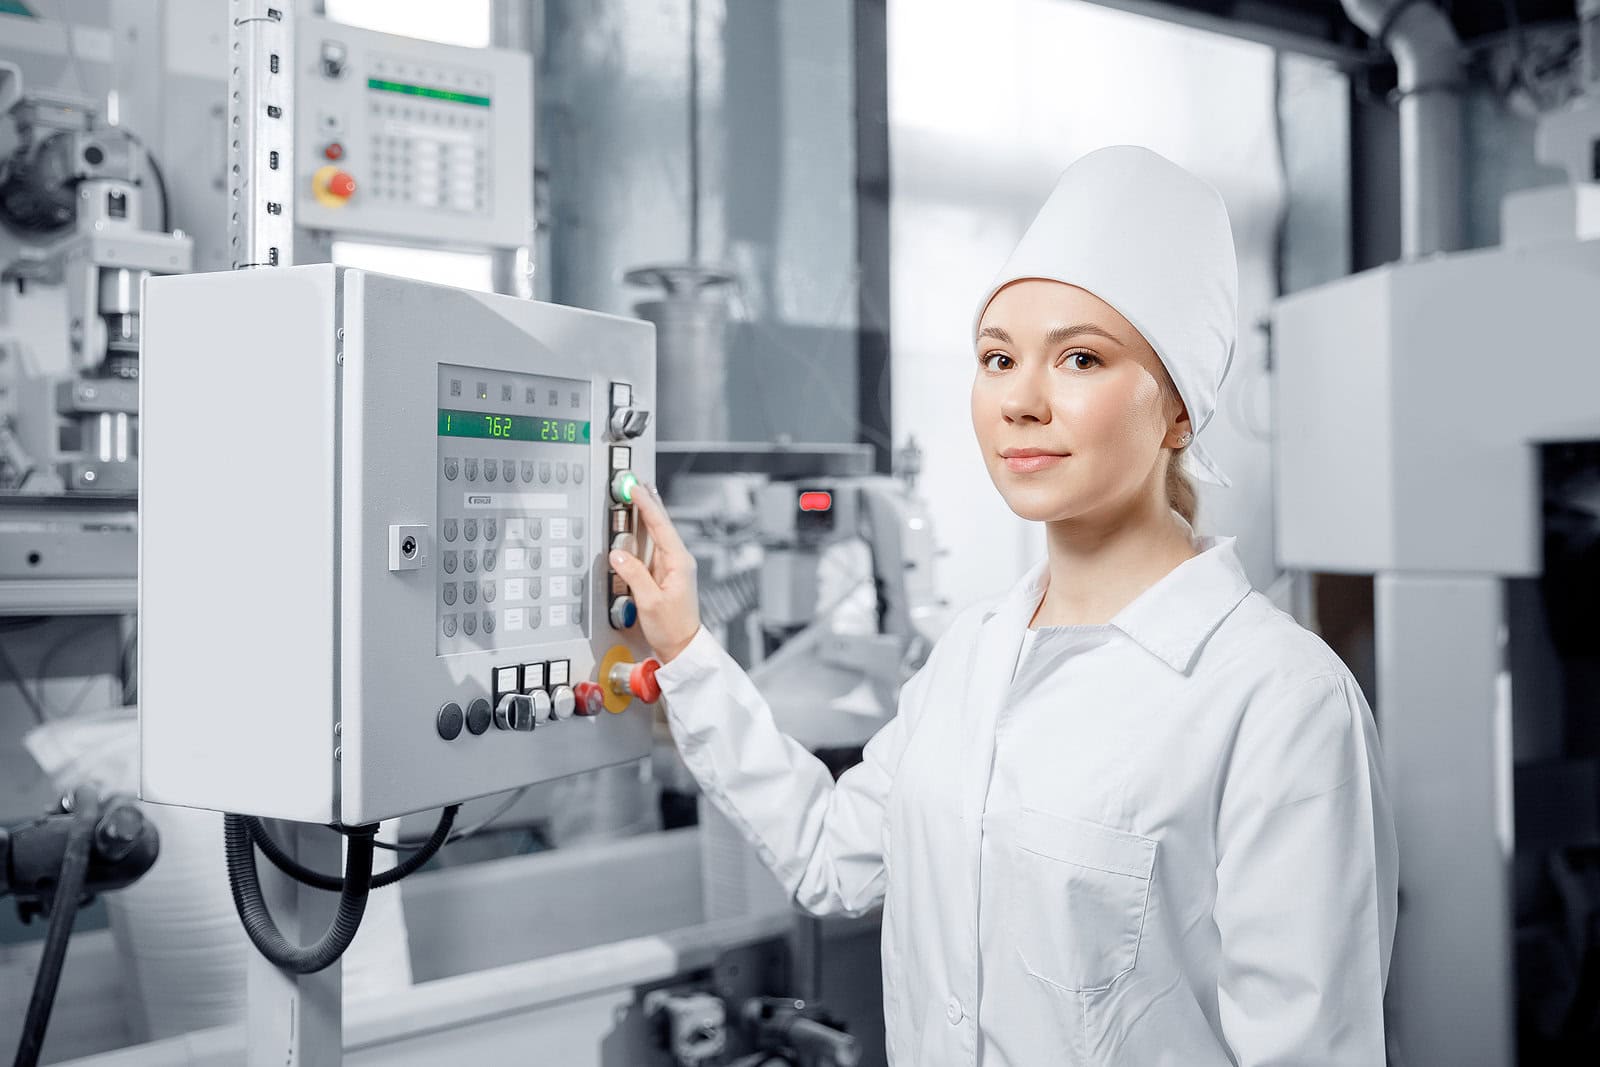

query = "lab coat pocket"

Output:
[[999, 807, 1156, 994]]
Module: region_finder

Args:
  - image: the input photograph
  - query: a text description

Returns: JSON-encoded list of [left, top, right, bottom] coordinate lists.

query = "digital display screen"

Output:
[[438, 409, 590, 444], [367, 78, 491, 108]]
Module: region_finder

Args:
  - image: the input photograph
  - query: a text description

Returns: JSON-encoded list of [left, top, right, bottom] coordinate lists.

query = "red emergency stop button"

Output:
[[324, 142, 345, 161], [311, 164, 357, 207], [630, 658, 662, 704]]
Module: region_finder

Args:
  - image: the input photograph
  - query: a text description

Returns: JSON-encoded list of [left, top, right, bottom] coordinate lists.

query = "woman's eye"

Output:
[[981, 352, 1014, 371], [1065, 351, 1102, 371]]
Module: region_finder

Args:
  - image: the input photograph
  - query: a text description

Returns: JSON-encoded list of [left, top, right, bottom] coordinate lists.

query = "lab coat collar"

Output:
[[982, 524, 1253, 675]]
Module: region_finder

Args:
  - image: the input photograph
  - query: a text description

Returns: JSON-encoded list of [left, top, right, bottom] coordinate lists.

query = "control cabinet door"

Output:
[[338, 269, 655, 824]]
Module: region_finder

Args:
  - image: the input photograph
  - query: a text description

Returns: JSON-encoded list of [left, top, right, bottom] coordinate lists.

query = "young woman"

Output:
[[609, 146, 1398, 1066]]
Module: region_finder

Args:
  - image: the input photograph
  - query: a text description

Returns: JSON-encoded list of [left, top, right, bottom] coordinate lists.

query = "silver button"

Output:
[[539, 462, 552, 484], [463, 552, 477, 574], [530, 518, 543, 540], [443, 519, 458, 542], [442, 614, 457, 637], [485, 519, 498, 541], [462, 613, 477, 636], [483, 551, 497, 573], [464, 458, 478, 481], [443, 458, 459, 481], [502, 460, 516, 483], [442, 551, 457, 574], [946, 997, 962, 1025], [572, 464, 584, 484], [483, 581, 496, 603], [529, 549, 542, 571], [482, 611, 495, 634], [556, 462, 568, 484], [484, 461, 498, 483], [464, 519, 479, 542], [463, 582, 477, 604], [520, 461, 535, 483], [571, 518, 584, 539], [442, 583, 456, 605]]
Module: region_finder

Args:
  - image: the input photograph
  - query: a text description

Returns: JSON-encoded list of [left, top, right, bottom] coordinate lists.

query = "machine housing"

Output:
[[139, 266, 655, 826]]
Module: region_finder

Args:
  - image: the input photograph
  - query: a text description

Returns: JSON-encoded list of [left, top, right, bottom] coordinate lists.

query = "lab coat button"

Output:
[[946, 997, 962, 1025]]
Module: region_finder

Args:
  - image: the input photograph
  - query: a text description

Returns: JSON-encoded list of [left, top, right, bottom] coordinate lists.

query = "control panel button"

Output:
[[550, 684, 576, 720], [485, 519, 498, 541], [465, 697, 492, 735], [442, 583, 456, 606], [556, 462, 568, 484], [572, 518, 584, 539], [573, 681, 606, 717], [610, 470, 640, 505], [482, 581, 496, 602], [631, 659, 662, 703], [572, 576, 585, 597], [443, 519, 458, 542], [609, 596, 637, 630], [610, 532, 637, 556], [610, 407, 651, 440], [530, 518, 543, 540], [442, 614, 457, 638], [464, 519, 479, 542], [527, 607, 541, 629], [464, 458, 479, 481], [539, 461, 552, 484], [443, 458, 459, 481], [520, 461, 534, 483], [495, 693, 533, 731], [529, 576, 542, 598], [531, 688, 555, 724], [436, 701, 464, 741], [443, 550, 457, 574], [484, 461, 498, 483], [463, 613, 477, 636], [464, 552, 478, 574], [502, 460, 516, 483], [483, 551, 497, 573], [482, 611, 495, 634], [573, 464, 584, 485]]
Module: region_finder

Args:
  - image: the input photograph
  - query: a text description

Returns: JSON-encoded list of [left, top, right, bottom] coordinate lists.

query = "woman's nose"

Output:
[[1001, 367, 1051, 424]]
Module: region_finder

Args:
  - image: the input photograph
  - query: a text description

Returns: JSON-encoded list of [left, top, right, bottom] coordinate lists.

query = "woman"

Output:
[[610, 146, 1398, 1066]]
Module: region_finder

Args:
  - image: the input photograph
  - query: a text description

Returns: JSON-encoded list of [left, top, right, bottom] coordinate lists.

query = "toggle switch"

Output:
[[610, 407, 651, 440], [495, 693, 535, 731]]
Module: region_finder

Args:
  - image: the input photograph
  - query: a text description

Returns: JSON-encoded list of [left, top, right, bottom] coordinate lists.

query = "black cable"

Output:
[[12, 789, 98, 1067], [245, 805, 459, 891], [222, 814, 375, 974]]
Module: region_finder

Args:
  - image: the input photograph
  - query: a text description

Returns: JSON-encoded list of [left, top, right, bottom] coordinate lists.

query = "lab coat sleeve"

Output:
[[655, 625, 928, 917], [1212, 671, 1399, 1066]]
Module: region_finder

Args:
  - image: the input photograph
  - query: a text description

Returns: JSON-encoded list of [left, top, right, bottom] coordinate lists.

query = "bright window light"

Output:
[[331, 241, 495, 293], [324, 0, 492, 49]]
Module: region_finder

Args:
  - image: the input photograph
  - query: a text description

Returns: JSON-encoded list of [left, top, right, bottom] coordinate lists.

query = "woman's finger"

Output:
[[608, 549, 660, 602], [632, 483, 688, 560]]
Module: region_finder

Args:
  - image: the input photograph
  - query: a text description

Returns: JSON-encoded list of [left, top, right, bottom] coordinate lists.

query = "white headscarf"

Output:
[[973, 145, 1237, 487]]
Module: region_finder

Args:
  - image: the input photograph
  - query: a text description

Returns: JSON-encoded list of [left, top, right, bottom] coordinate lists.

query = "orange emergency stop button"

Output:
[[311, 164, 357, 207]]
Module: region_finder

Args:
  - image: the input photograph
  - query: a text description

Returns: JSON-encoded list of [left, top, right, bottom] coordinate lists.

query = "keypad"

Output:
[[366, 60, 491, 216], [436, 362, 594, 655]]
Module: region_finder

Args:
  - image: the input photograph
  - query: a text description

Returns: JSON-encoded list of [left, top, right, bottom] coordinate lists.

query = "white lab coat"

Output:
[[656, 531, 1398, 1066]]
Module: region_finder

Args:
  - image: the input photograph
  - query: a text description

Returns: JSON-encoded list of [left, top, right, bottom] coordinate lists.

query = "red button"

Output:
[[799, 491, 832, 512], [324, 142, 344, 161], [629, 659, 662, 704], [328, 171, 356, 199], [573, 681, 606, 716]]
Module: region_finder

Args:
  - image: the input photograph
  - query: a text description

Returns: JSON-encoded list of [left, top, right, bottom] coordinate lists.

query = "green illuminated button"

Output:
[[610, 470, 639, 505]]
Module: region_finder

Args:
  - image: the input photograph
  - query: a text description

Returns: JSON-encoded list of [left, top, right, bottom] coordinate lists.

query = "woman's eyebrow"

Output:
[[1044, 322, 1121, 346], [977, 326, 1012, 344]]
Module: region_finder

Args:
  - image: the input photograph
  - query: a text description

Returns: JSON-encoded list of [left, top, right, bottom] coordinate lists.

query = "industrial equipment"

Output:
[[1271, 34, 1600, 1063]]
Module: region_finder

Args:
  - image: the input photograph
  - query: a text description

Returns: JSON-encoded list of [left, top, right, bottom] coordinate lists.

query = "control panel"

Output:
[[293, 17, 533, 248], [140, 266, 656, 826]]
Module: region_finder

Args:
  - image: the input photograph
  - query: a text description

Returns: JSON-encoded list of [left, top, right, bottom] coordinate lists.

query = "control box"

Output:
[[293, 17, 533, 248], [139, 267, 655, 825]]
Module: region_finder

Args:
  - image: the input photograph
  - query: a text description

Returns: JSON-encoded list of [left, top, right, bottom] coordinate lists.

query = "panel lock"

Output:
[[387, 524, 429, 571]]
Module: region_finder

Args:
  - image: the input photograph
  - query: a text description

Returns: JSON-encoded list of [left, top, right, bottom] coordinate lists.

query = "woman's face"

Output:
[[971, 278, 1187, 524]]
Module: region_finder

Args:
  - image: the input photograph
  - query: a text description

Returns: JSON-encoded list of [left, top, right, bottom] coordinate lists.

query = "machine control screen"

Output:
[[436, 363, 592, 656]]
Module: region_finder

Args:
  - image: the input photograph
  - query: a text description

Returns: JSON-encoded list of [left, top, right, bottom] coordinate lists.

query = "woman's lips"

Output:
[[1003, 453, 1068, 473]]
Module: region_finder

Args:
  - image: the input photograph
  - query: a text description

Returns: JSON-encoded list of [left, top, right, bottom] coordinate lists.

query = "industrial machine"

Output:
[[1271, 32, 1600, 1062], [0, 60, 192, 611]]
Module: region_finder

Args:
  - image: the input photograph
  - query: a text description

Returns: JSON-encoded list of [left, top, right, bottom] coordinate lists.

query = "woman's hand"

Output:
[[607, 484, 702, 663]]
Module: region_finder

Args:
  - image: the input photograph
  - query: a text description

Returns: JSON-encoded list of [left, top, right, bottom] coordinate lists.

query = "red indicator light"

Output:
[[799, 491, 832, 513], [324, 142, 344, 161]]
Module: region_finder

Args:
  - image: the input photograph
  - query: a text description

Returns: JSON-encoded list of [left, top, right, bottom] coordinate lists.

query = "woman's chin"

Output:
[[996, 482, 1081, 523]]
